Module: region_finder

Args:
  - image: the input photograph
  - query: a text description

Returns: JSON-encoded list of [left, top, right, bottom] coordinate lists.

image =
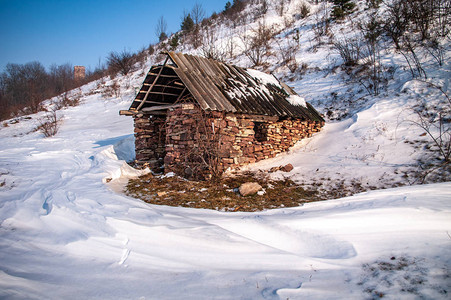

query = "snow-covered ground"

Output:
[[0, 78, 450, 298], [1, 0, 450, 298]]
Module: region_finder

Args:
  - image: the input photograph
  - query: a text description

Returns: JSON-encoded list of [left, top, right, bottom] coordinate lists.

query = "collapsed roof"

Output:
[[121, 52, 323, 122]]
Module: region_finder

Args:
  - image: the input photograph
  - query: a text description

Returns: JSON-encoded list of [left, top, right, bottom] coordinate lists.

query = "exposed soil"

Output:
[[125, 171, 322, 212]]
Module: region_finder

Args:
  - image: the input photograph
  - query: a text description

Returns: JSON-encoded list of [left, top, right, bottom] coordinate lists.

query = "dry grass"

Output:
[[125, 171, 321, 212]]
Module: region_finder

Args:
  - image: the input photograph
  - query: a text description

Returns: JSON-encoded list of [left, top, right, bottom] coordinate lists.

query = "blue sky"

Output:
[[0, 0, 227, 72]]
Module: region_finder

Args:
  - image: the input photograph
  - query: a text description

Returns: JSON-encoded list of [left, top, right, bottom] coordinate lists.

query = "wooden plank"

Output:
[[147, 73, 178, 78], [198, 72, 229, 111], [119, 110, 136, 116], [143, 83, 184, 90], [146, 111, 167, 116], [140, 91, 181, 97], [193, 56, 232, 111], [169, 52, 186, 71], [173, 64, 209, 110], [182, 55, 219, 111], [134, 99, 176, 105], [174, 87, 187, 103], [142, 104, 177, 112]]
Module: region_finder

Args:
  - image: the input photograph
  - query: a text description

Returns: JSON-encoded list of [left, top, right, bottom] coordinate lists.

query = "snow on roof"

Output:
[[246, 69, 282, 88], [129, 52, 324, 121], [287, 94, 307, 108]]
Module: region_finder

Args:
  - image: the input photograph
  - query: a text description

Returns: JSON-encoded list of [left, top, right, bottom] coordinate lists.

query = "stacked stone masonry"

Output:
[[134, 103, 324, 177], [133, 115, 166, 170]]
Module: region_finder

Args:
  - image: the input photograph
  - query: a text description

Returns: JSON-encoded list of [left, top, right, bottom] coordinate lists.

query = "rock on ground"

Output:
[[239, 182, 263, 196]]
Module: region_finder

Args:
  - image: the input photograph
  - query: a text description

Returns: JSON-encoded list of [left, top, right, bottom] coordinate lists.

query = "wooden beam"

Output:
[[142, 83, 184, 90], [147, 74, 179, 78], [142, 104, 176, 112], [133, 99, 174, 105], [147, 111, 167, 115], [175, 87, 187, 103], [139, 91, 181, 97], [137, 57, 169, 111], [119, 110, 136, 116]]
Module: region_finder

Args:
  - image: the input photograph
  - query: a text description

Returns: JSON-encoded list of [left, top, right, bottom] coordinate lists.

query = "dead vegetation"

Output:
[[125, 171, 320, 212], [123, 168, 418, 212], [357, 255, 449, 299]]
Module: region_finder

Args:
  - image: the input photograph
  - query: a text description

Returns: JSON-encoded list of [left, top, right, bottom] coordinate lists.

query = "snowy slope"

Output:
[[0, 74, 450, 299], [1, 0, 450, 298]]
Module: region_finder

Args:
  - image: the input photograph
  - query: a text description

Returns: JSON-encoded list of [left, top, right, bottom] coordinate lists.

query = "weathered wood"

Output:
[[139, 91, 181, 97], [137, 60, 168, 111], [143, 83, 184, 90], [175, 87, 187, 103], [147, 73, 179, 78], [134, 99, 175, 105], [141, 104, 180, 112], [119, 110, 136, 116]]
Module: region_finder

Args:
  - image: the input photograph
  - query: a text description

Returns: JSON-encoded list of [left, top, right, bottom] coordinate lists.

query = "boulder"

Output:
[[280, 163, 294, 172], [239, 182, 262, 196]]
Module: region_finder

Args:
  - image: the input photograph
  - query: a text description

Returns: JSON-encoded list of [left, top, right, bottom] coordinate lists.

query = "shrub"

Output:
[[101, 80, 121, 98], [106, 50, 136, 76], [37, 109, 60, 137], [298, 2, 310, 19], [331, 0, 356, 20], [333, 38, 362, 66]]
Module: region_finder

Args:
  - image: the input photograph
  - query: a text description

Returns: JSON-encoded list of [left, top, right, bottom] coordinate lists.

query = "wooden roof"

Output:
[[121, 52, 323, 122]]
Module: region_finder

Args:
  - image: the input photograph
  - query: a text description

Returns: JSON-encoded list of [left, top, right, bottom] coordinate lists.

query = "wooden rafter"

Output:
[[132, 99, 175, 105], [147, 73, 178, 78], [138, 91, 181, 97], [136, 56, 169, 111], [143, 83, 185, 90], [175, 87, 187, 103]]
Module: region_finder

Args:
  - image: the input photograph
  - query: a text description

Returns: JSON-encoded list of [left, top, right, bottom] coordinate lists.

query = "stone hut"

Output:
[[120, 52, 324, 179]]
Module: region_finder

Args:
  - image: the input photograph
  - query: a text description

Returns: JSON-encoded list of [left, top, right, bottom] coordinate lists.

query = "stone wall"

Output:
[[158, 104, 324, 178], [218, 113, 323, 171], [133, 103, 324, 178], [133, 114, 166, 170]]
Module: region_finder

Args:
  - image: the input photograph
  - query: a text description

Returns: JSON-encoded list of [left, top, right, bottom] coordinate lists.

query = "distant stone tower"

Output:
[[74, 66, 85, 81]]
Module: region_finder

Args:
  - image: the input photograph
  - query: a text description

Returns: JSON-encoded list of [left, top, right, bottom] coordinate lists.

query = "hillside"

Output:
[[0, 0, 450, 298]]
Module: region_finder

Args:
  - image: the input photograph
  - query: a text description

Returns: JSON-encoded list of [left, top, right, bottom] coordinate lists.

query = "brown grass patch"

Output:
[[125, 171, 322, 212]]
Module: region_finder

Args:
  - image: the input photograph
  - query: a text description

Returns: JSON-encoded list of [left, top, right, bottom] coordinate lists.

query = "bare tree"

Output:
[[312, 1, 331, 45], [155, 16, 168, 42], [49, 63, 74, 95], [191, 2, 205, 25], [240, 21, 274, 66], [201, 27, 227, 61], [277, 37, 300, 73], [106, 49, 136, 76]]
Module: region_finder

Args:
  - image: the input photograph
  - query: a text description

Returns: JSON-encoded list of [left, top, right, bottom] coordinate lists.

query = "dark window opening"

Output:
[[254, 122, 268, 142]]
